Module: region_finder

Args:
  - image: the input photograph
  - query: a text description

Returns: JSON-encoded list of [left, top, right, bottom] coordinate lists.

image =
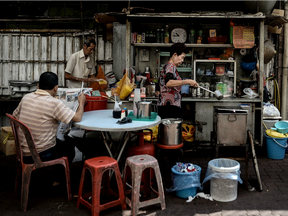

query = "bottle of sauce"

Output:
[[164, 25, 169, 43]]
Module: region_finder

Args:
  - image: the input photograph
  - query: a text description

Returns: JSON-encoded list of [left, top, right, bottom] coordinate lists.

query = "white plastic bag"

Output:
[[241, 88, 259, 98], [263, 102, 280, 117]]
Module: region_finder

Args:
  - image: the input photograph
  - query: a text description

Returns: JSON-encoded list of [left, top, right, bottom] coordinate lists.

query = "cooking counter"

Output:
[[125, 96, 262, 103], [107, 95, 262, 145]]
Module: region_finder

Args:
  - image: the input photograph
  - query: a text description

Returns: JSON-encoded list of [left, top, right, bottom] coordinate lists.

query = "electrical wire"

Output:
[[266, 77, 280, 110]]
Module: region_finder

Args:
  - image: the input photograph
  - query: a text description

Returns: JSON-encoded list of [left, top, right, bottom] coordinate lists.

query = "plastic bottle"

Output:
[[156, 29, 160, 43], [189, 23, 196, 44], [124, 107, 128, 117], [164, 25, 169, 43], [121, 109, 126, 120]]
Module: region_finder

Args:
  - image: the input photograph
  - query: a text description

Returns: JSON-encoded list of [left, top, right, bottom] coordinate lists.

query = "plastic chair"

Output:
[[77, 156, 126, 216], [6, 113, 72, 211], [122, 155, 166, 216]]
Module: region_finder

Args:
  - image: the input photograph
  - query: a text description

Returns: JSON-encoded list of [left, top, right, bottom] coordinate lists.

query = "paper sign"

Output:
[[233, 26, 255, 49]]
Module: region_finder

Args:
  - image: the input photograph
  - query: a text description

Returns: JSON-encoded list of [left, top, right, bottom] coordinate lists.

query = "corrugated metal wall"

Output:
[[0, 31, 113, 127], [0, 31, 113, 96]]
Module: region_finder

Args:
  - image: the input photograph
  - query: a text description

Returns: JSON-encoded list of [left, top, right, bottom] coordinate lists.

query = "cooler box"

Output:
[[215, 107, 248, 146]]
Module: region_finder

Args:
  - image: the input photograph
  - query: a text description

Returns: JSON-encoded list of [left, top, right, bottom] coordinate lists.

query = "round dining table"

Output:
[[74, 109, 161, 163]]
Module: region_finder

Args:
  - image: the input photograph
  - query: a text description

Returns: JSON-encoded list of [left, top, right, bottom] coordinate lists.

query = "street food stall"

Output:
[[97, 11, 267, 147]]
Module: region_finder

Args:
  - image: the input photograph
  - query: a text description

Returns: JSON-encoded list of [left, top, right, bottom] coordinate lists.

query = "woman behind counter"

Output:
[[157, 43, 198, 119]]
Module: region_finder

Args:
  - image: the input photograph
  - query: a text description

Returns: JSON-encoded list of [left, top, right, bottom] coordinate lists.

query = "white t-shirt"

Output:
[[65, 49, 96, 88]]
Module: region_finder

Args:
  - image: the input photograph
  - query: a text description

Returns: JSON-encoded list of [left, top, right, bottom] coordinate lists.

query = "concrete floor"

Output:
[[1, 142, 288, 216]]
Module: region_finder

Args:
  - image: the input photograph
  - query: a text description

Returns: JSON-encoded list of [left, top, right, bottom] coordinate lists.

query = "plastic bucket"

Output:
[[265, 134, 288, 159], [84, 92, 107, 112], [208, 158, 240, 202], [171, 165, 201, 199]]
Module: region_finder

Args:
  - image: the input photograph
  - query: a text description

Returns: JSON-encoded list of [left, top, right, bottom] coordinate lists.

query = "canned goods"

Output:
[[199, 82, 204, 97], [136, 34, 142, 43], [196, 87, 201, 98], [192, 88, 197, 97], [216, 82, 222, 92], [204, 86, 210, 98], [222, 83, 228, 95]]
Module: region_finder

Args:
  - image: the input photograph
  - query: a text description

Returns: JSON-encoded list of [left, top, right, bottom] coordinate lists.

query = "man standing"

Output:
[[65, 37, 97, 88], [13, 72, 86, 164]]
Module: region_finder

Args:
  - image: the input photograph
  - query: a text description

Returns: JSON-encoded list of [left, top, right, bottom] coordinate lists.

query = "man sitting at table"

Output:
[[13, 71, 86, 166]]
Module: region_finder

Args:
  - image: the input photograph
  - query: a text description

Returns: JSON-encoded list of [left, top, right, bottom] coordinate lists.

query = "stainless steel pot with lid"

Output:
[[158, 118, 183, 145]]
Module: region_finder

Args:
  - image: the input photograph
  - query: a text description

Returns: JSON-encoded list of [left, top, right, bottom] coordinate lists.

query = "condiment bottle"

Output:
[[121, 109, 125, 120], [164, 25, 169, 43]]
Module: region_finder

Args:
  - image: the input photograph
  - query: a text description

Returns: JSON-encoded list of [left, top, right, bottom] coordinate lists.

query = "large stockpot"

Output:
[[158, 118, 183, 145]]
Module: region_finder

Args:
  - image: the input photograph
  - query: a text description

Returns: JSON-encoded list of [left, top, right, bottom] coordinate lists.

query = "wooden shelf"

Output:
[[133, 43, 234, 48]]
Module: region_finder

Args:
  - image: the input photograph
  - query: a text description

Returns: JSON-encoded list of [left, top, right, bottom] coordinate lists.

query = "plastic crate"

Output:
[[208, 36, 227, 44]]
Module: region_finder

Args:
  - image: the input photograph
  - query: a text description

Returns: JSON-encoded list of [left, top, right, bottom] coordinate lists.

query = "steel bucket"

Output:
[[159, 118, 183, 145]]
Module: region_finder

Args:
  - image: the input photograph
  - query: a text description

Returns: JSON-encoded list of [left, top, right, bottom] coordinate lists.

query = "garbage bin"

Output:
[[167, 164, 201, 199], [203, 158, 242, 202]]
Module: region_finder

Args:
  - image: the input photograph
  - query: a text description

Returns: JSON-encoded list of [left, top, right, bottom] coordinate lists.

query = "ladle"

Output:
[[198, 86, 223, 100]]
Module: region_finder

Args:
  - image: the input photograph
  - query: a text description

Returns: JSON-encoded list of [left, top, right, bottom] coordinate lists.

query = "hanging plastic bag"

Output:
[[182, 123, 195, 142], [115, 69, 136, 100], [263, 102, 280, 117]]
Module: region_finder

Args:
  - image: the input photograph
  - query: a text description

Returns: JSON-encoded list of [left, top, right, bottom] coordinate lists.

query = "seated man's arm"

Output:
[[12, 100, 22, 119], [71, 92, 86, 122]]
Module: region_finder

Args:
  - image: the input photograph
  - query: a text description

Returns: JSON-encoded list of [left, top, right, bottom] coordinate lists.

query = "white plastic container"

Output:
[[208, 159, 240, 202]]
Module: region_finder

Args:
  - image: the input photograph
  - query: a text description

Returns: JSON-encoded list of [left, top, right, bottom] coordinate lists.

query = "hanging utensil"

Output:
[[198, 86, 223, 100]]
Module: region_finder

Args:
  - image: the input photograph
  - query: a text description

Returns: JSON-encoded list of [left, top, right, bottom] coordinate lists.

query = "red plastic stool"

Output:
[[122, 155, 166, 216], [77, 156, 126, 216]]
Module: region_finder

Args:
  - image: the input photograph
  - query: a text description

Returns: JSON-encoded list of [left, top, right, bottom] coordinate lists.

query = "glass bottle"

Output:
[[160, 29, 164, 43], [164, 25, 169, 44], [189, 23, 196, 44], [146, 31, 150, 43], [156, 29, 160, 43], [149, 31, 154, 43]]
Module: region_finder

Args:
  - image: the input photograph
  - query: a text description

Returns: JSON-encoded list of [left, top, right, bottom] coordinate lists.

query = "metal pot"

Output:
[[136, 101, 152, 118], [158, 118, 183, 145]]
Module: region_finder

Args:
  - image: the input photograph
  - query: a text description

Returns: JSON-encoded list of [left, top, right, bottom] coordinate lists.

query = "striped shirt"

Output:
[[13, 89, 75, 156]]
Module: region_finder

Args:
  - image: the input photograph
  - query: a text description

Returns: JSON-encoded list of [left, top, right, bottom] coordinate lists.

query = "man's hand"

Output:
[[78, 92, 86, 106], [85, 77, 95, 85]]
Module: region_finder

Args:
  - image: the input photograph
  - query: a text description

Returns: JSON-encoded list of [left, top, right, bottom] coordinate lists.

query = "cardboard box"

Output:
[[0, 133, 16, 156], [268, 9, 285, 34], [1, 126, 14, 140], [209, 29, 216, 37]]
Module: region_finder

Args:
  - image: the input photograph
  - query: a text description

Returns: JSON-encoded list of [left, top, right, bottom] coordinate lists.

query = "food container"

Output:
[[215, 64, 225, 76]]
